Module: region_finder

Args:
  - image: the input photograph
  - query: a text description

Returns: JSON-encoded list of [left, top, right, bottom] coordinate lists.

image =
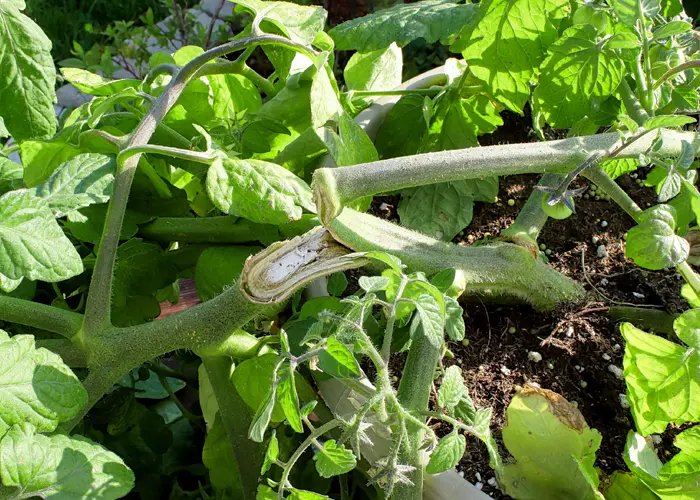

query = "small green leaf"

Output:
[[364, 252, 404, 272], [206, 156, 315, 224], [249, 383, 278, 443], [0, 423, 134, 498], [625, 205, 689, 270], [0, 2, 56, 141], [677, 141, 695, 171], [644, 115, 696, 130], [198, 364, 218, 431], [534, 25, 624, 128], [29, 153, 116, 217], [0, 330, 87, 437], [232, 354, 286, 424], [290, 490, 331, 500], [624, 428, 700, 499], [426, 431, 466, 474], [235, 0, 326, 45], [20, 139, 82, 188], [603, 472, 658, 500], [621, 320, 700, 435], [318, 336, 362, 379], [344, 43, 402, 95], [277, 363, 303, 433], [327, 272, 348, 297], [358, 275, 391, 293], [0, 191, 83, 282], [261, 430, 279, 474], [681, 284, 700, 308], [329, 0, 475, 52], [438, 365, 467, 409], [602, 158, 639, 180], [500, 386, 602, 500], [410, 294, 445, 348], [671, 86, 699, 112], [313, 439, 357, 478], [653, 20, 693, 40], [603, 32, 641, 49], [454, 0, 570, 112], [60, 67, 140, 96], [257, 485, 278, 500]]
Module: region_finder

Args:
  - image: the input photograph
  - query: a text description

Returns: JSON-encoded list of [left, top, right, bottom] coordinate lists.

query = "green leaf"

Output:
[[358, 275, 391, 293], [327, 272, 348, 296], [621, 318, 700, 435], [0, 157, 23, 195], [277, 363, 303, 433], [310, 67, 343, 129], [29, 153, 115, 217], [329, 0, 475, 52], [609, 0, 660, 27], [624, 428, 700, 500], [454, 0, 570, 112], [625, 205, 689, 270], [261, 430, 279, 474], [63, 204, 145, 244], [206, 156, 315, 225], [198, 364, 218, 431], [0, 2, 56, 141], [318, 336, 362, 379], [653, 21, 693, 41], [375, 94, 430, 159], [0, 330, 87, 437], [670, 86, 698, 112], [410, 293, 445, 349], [207, 73, 262, 121], [60, 67, 139, 96], [315, 112, 379, 169], [195, 246, 262, 301], [257, 485, 278, 500], [0, 190, 83, 282], [117, 365, 186, 400], [232, 353, 286, 423], [644, 115, 696, 130], [202, 415, 244, 497], [500, 386, 602, 500], [603, 472, 659, 500], [0, 423, 134, 499], [249, 383, 277, 443], [438, 365, 467, 409], [602, 159, 638, 180], [444, 297, 466, 342], [398, 183, 474, 241], [344, 43, 402, 95], [235, 0, 326, 45], [313, 439, 356, 478], [20, 140, 82, 188], [426, 431, 466, 474], [290, 490, 331, 500], [364, 252, 404, 272], [534, 25, 624, 128]]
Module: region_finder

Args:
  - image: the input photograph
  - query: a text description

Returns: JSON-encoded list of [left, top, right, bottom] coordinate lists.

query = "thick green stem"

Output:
[[202, 356, 264, 500], [638, 19, 655, 114], [583, 165, 643, 221], [608, 306, 677, 335], [394, 329, 442, 499], [313, 131, 699, 225], [502, 173, 564, 242], [0, 295, 83, 338], [618, 78, 650, 124], [329, 209, 584, 310], [83, 33, 315, 336], [36, 339, 87, 367], [350, 88, 444, 97], [118, 144, 218, 164]]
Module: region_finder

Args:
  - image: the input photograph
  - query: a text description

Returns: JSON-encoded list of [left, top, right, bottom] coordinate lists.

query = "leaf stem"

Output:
[[350, 88, 444, 97], [637, 20, 655, 114], [653, 59, 700, 90], [118, 144, 218, 164], [381, 275, 408, 363], [582, 165, 643, 221], [0, 295, 83, 338]]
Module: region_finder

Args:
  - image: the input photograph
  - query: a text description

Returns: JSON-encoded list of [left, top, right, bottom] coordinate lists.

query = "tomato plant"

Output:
[[0, 0, 699, 498]]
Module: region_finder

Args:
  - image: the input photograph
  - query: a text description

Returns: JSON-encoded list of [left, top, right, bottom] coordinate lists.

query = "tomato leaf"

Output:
[[625, 205, 689, 270], [426, 431, 466, 474], [313, 439, 356, 478]]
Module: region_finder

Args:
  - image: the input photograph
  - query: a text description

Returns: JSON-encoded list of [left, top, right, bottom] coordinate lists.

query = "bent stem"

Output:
[[312, 131, 699, 225], [84, 33, 316, 336], [502, 173, 565, 243]]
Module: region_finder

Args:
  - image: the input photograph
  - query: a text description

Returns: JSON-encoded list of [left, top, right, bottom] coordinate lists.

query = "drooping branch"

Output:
[[83, 33, 317, 336], [312, 130, 700, 226]]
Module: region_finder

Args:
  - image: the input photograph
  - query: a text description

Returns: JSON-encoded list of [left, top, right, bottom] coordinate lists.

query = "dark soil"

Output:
[[424, 109, 689, 498]]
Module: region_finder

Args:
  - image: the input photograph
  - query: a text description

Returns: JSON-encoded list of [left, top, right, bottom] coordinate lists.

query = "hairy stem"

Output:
[[0, 296, 83, 338], [202, 356, 264, 500], [350, 88, 444, 97], [329, 209, 584, 310], [83, 33, 315, 336], [582, 165, 643, 220], [617, 78, 650, 124], [653, 59, 700, 89], [381, 275, 408, 363], [502, 173, 564, 242], [313, 131, 699, 225]]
